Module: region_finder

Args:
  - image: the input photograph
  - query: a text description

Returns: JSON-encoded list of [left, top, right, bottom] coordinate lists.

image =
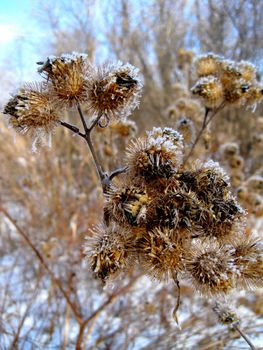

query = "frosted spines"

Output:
[[104, 184, 149, 227], [193, 53, 222, 78], [136, 227, 187, 281], [125, 127, 184, 183], [185, 240, 236, 295], [191, 75, 224, 109], [192, 54, 263, 110], [37, 53, 91, 107], [231, 236, 263, 289], [3, 83, 59, 149], [85, 61, 143, 120], [84, 223, 133, 282]]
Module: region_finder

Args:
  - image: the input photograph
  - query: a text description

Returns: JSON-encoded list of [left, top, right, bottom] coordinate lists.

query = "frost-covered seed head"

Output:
[[193, 53, 222, 78], [125, 127, 184, 182], [191, 76, 224, 109], [84, 223, 133, 282], [232, 236, 263, 289], [186, 241, 236, 295], [104, 184, 149, 227], [38, 53, 90, 107], [3, 83, 59, 150], [136, 228, 186, 281], [85, 61, 143, 119]]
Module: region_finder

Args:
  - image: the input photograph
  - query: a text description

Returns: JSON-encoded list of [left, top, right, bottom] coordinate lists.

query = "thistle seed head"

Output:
[[136, 227, 186, 281], [186, 241, 236, 295], [38, 53, 90, 107], [191, 76, 224, 109], [193, 53, 222, 78], [85, 61, 143, 119], [84, 223, 133, 282], [125, 127, 184, 183]]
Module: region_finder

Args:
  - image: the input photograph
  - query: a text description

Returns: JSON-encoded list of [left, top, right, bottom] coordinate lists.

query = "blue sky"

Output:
[[0, 0, 44, 101]]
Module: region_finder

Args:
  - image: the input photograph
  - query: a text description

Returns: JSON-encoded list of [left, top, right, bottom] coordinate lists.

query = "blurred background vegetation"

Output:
[[0, 0, 262, 349]]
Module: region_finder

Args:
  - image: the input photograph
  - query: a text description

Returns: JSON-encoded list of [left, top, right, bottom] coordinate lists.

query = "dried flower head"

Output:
[[179, 160, 230, 202], [232, 236, 263, 289], [238, 61, 257, 82], [145, 190, 207, 234], [136, 227, 186, 281], [243, 85, 263, 110], [193, 53, 222, 78], [219, 142, 240, 159], [126, 127, 184, 182], [175, 117, 195, 146], [246, 175, 263, 195], [38, 53, 90, 107], [213, 302, 239, 326], [228, 155, 244, 170], [3, 83, 59, 150], [84, 223, 133, 282], [191, 76, 224, 109], [104, 183, 149, 227], [192, 54, 262, 111], [85, 61, 143, 119], [186, 240, 235, 295], [175, 97, 203, 119], [110, 119, 137, 137]]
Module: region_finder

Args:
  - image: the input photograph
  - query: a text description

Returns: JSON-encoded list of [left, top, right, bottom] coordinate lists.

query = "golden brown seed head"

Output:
[[219, 142, 240, 159], [136, 228, 186, 281], [175, 117, 195, 146], [232, 236, 263, 289], [3, 83, 59, 135], [109, 119, 137, 137], [84, 223, 133, 282], [246, 175, 263, 195], [85, 62, 143, 119], [238, 61, 257, 82], [38, 53, 90, 107], [194, 53, 222, 77], [186, 241, 235, 295], [104, 184, 149, 227], [213, 302, 239, 326], [191, 76, 224, 109], [125, 127, 184, 183]]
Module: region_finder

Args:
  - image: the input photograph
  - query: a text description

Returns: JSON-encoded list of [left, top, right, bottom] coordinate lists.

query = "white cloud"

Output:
[[0, 23, 23, 45]]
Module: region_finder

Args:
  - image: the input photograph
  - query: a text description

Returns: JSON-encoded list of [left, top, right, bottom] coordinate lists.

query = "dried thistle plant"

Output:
[[2, 51, 263, 350]]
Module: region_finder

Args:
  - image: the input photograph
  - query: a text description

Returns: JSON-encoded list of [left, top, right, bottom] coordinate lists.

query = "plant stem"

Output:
[[60, 121, 85, 138], [182, 104, 224, 167], [172, 271, 181, 326], [60, 106, 128, 192], [233, 324, 256, 350]]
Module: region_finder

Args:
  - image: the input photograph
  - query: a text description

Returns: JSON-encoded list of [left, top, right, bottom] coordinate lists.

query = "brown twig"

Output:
[[182, 103, 225, 167], [60, 121, 85, 138], [0, 207, 83, 324], [76, 275, 140, 350], [233, 324, 256, 350], [172, 272, 181, 326]]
